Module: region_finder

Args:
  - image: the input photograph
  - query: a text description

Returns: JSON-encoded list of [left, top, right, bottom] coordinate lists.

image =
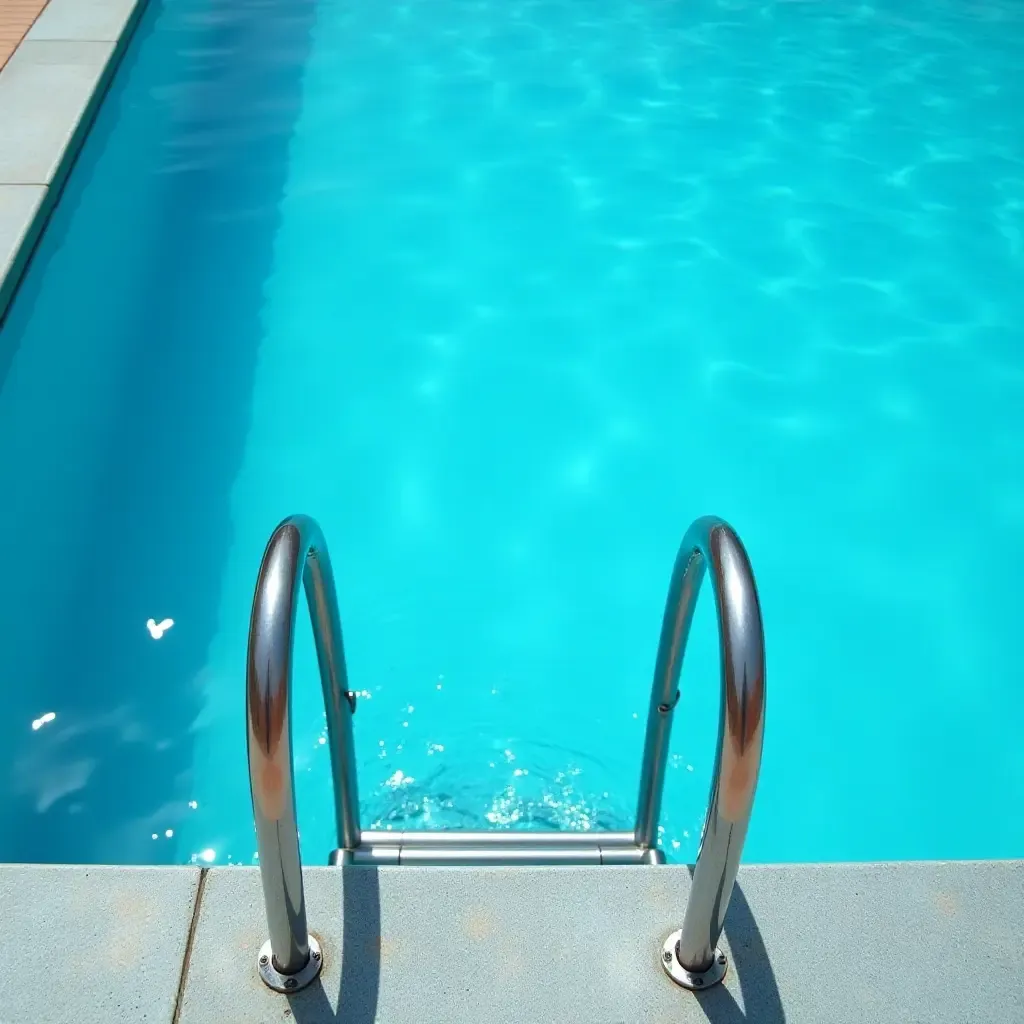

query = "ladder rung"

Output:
[[358, 830, 639, 848], [332, 842, 660, 867]]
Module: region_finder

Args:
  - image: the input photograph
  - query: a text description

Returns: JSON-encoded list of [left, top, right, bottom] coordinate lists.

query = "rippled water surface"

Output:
[[1, 0, 1022, 865]]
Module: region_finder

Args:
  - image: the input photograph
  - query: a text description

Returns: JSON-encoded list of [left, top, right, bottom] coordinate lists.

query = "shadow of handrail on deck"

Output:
[[691, 879, 787, 1024], [289, 866, 382, 1024], [285, 867, 782, 1023]]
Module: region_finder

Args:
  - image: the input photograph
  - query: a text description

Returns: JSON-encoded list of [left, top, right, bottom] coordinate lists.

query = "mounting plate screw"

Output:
[[257, 935, 323, 993], [661, 932, 727, 991]]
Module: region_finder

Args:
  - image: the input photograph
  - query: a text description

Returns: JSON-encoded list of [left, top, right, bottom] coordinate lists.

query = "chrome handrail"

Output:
[[638, 516, 766, 990], [246, 515, 360, 991], [245, 513, 764, 994]]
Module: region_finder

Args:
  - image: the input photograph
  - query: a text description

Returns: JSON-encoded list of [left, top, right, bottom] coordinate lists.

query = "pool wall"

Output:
[[0, 860, 1020, 1023], [0, 0, 148, 325]]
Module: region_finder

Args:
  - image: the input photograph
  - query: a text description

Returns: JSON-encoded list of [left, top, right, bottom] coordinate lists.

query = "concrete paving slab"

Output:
[[177, 860, 1024, 1024], [0, 39, 114, 185], [0, 865, 201, 1024], [1, 0, 51, 71], [0, 184, 45, 285], [27, 0, 139, 43]]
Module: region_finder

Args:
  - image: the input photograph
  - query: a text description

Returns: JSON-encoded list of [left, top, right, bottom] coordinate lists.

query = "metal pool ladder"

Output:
[[246, 514, 766, 995]]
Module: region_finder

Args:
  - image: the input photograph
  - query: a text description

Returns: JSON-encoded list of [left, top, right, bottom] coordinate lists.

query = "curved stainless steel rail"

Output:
[[245, 513, 763, 994], [246, 515, 360, 989], [635, 516, 766, 989]]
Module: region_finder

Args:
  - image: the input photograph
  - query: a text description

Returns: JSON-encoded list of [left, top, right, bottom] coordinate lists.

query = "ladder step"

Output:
[[332, 843, 661, 867]]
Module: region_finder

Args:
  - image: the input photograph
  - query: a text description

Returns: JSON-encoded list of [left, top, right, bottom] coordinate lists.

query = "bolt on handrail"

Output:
[[246, 515, 360, 990], [637, 516, 766, 990]]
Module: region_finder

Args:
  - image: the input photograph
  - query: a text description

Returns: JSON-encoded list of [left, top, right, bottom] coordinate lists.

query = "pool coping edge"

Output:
[[0, 0, 150, 328], [0, 860, 1020, 1024]]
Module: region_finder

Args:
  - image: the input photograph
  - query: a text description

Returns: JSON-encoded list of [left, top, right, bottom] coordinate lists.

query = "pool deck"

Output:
[[0, 0, 145, 323], [0, 860, 1020, 1023]]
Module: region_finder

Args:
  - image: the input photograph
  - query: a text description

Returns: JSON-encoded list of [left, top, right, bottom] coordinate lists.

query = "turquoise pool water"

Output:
[[1, 0, 1022, 866]]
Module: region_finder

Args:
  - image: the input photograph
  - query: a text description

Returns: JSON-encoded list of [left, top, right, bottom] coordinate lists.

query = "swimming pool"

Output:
[[1, 0, 1022, 867]]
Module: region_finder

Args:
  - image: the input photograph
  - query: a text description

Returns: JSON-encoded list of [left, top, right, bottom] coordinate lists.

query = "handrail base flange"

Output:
[[661, 931, 727, 990], [258, 935, 323, 993]]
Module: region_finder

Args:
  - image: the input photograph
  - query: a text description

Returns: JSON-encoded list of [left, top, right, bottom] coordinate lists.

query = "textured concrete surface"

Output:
[[0, 185, 45, 281], [0, 865, 201, 1024], [27, 0, 139, 43], [0, 40, 113, 186], [178, 861, 1024, 1024], [0, 860, 1019, 1022]]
